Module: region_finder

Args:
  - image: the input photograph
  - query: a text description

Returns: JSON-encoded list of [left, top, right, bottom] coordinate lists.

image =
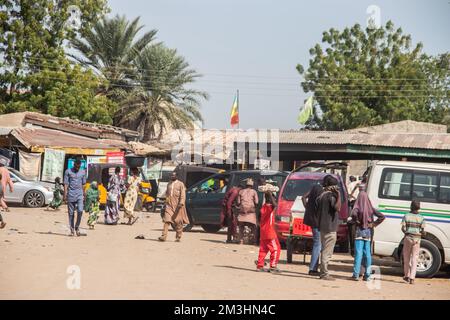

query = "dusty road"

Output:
[[0, 206, 449, 300]]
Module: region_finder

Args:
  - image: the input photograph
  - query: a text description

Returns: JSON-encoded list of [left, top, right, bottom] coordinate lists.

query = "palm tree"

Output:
[[69, 14, 157, 98], [115, 43, 208, 141]]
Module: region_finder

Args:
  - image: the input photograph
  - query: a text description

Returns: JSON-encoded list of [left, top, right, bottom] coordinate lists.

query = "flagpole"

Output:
[[237, 89, 239, 130]]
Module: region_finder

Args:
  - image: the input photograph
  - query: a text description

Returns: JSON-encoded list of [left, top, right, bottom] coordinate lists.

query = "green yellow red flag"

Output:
[[230, 93, 239, 127]]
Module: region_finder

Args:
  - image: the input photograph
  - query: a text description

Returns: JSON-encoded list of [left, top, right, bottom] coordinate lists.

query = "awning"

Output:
[[11, 127, 126, 155]]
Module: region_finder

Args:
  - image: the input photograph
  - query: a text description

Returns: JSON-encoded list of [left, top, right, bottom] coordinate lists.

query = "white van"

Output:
[[367, 160, 450, 277]]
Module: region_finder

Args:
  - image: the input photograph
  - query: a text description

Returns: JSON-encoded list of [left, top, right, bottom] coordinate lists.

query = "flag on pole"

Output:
[[230, 92, 239, 127], [297, 96, 314, 125]]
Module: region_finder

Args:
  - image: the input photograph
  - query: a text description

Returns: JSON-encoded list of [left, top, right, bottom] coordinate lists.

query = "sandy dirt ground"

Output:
[[0, 206, 449, 300]]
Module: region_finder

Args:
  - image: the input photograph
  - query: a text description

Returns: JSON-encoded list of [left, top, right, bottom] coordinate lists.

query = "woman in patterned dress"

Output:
[[123, 167, 141, 225], [104, 167, 123, 225]]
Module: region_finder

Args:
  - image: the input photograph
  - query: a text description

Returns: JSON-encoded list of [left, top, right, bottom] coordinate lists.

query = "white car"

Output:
[[367, 160, 450, 278], [4, 168, 54, 208]]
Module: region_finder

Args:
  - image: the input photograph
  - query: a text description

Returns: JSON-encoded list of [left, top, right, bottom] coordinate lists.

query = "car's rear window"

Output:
[[282, 179, 319, 201]]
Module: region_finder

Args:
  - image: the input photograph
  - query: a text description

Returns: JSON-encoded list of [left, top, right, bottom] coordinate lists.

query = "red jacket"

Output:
[[259, 203, 277, 240]]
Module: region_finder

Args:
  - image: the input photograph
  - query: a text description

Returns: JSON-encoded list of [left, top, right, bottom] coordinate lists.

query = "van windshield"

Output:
[[282, 179, 319, 201]]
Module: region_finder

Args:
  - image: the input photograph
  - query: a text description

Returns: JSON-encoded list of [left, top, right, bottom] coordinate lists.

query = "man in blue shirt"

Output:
[[64, 159, 86, 236]]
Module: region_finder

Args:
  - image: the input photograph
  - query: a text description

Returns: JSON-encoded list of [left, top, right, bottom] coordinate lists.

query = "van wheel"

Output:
[[201, 224, 222, 233], [286, 237, 293, 263], [402, 239, 442, 278]]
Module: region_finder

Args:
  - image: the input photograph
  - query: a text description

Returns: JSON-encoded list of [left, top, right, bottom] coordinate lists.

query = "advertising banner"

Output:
[[41, 148, 66, 182]]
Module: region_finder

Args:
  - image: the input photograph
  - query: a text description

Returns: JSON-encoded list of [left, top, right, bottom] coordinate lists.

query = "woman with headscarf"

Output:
[[86, 181, 100, 229], [104, 167, 123, 225], [348, 190, 385, 281], [47, 177, 64, 211], [123, 167, 142, 225]]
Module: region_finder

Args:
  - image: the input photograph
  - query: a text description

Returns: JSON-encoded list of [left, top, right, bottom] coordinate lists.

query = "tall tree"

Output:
[[115, 43, 208, 141], [0, 0, 114, 123], [297, 21, 449, 130], [69, 14, 157, 99]]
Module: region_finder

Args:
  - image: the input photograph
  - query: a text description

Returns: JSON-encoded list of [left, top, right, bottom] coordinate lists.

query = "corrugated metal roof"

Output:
[[128, 141, 168, 156], [0, 112, 140, 141], [159, 128, 450, 153], [11, 127, 124, 150], [345, 120, 447, 134], [274, 130, 450, 150]]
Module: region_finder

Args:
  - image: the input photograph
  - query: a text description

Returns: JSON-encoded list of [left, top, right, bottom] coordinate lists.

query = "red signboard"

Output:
[[106, 151, 126, 178]]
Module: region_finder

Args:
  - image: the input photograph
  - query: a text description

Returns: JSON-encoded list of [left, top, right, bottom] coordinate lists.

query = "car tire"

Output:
[[401, 239, 442, 278], [201, 224, 222, 233], [24, 190, 45, 208], [183, 224, 194, 232], [286, 237, 293, 264]]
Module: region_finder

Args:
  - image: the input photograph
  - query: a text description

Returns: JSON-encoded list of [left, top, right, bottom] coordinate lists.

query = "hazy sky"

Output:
[[108, 0, 449, 129]]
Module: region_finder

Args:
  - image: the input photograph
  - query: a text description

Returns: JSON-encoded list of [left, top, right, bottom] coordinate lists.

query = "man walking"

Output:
[[221, 180, 241, 243], [159, 172, 189, 242], [316, 175, 341, 281], [63, 158, 86, 236]]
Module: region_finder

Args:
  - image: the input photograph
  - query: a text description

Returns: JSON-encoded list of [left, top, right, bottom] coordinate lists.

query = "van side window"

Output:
[[412, 172, 438, 202], [439, 175, 450, 203], [198, 175, 229, 194], [379, 169, 412, 200]]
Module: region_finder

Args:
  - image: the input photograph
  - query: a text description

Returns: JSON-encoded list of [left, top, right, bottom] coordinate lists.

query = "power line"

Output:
[[10, 62, 449, 90], [8, 75, 447, 99], [7, 56, 448, 82]]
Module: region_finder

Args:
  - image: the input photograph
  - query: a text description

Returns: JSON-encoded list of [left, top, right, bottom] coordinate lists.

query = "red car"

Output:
[[275, 171, 350, 251]]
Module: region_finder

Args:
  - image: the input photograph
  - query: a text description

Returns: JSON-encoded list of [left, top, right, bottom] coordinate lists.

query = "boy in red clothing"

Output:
[[256, 192, 281, 273]]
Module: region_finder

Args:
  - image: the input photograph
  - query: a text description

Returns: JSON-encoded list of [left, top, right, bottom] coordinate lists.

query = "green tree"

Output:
[[0, 62, 116, 123], [114, 43, 208, 141], [69, 14, 157, 99], [0, 0, 114, 123], [297, 21, 449, 130]]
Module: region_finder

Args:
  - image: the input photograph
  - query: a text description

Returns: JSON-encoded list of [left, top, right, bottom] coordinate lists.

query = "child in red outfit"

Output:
[[256, 192, 281, 273]]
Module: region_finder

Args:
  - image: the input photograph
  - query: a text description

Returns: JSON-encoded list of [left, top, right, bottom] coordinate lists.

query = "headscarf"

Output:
[[351, 191, 375, 229]]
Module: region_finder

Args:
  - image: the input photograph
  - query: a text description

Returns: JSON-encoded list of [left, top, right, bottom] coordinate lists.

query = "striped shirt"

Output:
[[401, 212, 425, 239]]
